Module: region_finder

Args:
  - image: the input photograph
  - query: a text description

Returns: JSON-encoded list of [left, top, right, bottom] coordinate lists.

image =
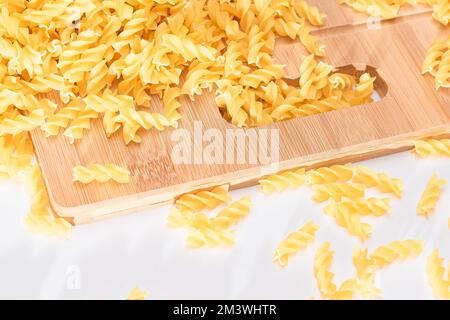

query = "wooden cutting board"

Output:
[[31, 2, 450, 224]]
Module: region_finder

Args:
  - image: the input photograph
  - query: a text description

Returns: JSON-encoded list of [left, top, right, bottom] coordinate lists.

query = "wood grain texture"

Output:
[[30, 2, 450, 224]]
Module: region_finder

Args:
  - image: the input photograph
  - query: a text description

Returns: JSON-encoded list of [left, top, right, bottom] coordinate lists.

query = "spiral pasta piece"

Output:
[[370, 240, 424, 269], [422, 39, 447, 75], [63, 109, 98, 144], [175, 185, 232, 212], [312, 182, 366, 202], [294, 0, 326, 26], [0, 109, 45, 136], [340, 0, 402, 19], [314, 242, 337, 298], [127, 287, 149, 300], [427, 249, 450, 300], [413, 139, 450, 157], [161, 34, 217, 63], [306, 163, 353, 185], [41, 98, 85, 137], [323, 199, 372, 241], [24, 165, 71, 239], [353, 166, 404, 198], [212, 196, 253, 229], [291, 96, 343, 117], [167, 207, 212, 230], [335, 196, 391, 217], [72, 164, 131, 184], [348, 73, 376, 106], [435, 50, 450, 89], [259, 168, 306, 193], [186, 227, 235, 248], [431, 0, 449, 26], [417, 174, 447, 218], [353, 248, 381, 299], [297, 24, 325, 56], [84, 92, 134, 114], [163, 87, 182, 127], [273, 220, 319, 267]]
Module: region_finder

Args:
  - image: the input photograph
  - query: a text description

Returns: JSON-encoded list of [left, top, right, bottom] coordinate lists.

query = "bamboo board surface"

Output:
[[31, 2, 450, 224]]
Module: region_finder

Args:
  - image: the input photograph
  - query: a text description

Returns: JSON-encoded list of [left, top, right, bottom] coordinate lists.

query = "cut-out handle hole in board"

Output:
[[218, 64, 388, 127]]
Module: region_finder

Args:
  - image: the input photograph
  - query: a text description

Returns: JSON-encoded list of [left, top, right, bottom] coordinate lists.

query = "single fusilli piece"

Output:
[[353, 166, 404, 198], [314, 242, 357, 300], [72, 164, 131, 184], [0, 109, 45, 136], [167, 207, 212, 230], [127, 287, 149, 300], [323, 199, 372, 241], [306, 163, 353, 185], [417, 174, 447, 218], [422, 39, 447, 76], [212, 196, 253, 229], [353, 248, 381, 299], [24, 165, 72, 239], [427, 249, 450, 300], [370, 240, 424, 269], [273, 220, 319, 267], [413, 139, 450, 157], [175, 185, 232, 212], [186, 227, 235, 248], [259, 168, 306, 193], [312, 182, 366, 202], [335, 197, 391, 217], [314, 242, 337, 298], [431, 0, 449, 26]]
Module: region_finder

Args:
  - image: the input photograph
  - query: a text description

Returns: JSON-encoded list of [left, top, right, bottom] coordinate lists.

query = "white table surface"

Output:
[[1, 151, 449, 300]]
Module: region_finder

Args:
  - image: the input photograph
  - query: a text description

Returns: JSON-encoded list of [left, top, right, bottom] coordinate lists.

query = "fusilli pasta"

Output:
[[353, 166, 404, 198], [72, 163, 131, 184], [127, 287, 149, 300], [175, 185, 232, 212], [427, 249, 450, 300], [370, 240, 424, 269], [259, 168, 306, 193], [417, 174, 447, 217], [413, 139, 450, 157], [273, 220, 319, 267]]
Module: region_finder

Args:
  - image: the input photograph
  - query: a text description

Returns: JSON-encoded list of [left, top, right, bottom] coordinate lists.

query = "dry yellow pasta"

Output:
[[314, 242, 358, 300], [72, 164, 131, 184], [273, 220, 319, 267], [306, 163, 353, 185], [212, 196, 253, 229], [24, 165, 72, 239], [336, 197, 391, 217], [353, 248, 381, 299], [314, 242, 337, 298], [259, 168, 306, 193], [413, 139, 450, 157], [175, 185, 231, 212], [427, 249, 450, 300], [312, 182, 366, 202], [186, 227, 236, 248], [370, 240, 424, 269], [127, 287, 149, 300], [353, 165, 404, 198], [417, 174, 447, 218], [324, 199, 372, 241]]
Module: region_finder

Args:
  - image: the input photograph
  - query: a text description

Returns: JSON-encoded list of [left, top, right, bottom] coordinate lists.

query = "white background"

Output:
[[0, 151, 449, 300]]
